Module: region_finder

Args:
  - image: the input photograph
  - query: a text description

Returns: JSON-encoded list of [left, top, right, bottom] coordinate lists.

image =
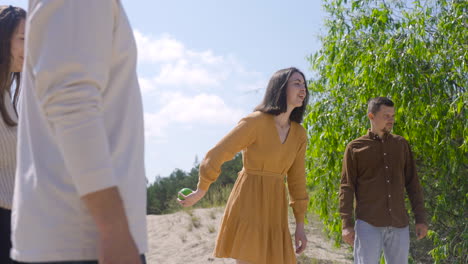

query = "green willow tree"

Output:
[[304, 0, 466, 263]]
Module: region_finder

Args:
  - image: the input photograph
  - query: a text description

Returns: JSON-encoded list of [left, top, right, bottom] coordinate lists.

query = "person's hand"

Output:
[[342, 227, 355, 246], [415, 223, 428, 240], [295, 223, 308, 254], [98, 229, 141, 264], [177, 188, 206, 207], [81, 187, 142, 264]]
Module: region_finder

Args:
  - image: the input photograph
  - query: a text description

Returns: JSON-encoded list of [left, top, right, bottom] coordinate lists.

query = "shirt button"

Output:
[[388, 195, 391, 197], [387, 180, 390, 183], [384, 153, 387, 155], [385, 166, 389, 169], [389, 208, 392, 211]]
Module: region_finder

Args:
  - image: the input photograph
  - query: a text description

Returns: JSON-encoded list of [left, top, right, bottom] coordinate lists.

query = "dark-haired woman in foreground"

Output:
[[179, 67, 310, 264], [0, 5, 26, 263]]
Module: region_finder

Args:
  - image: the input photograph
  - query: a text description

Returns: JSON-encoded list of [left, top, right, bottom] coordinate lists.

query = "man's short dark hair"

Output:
[[368, 97, 394, 114]]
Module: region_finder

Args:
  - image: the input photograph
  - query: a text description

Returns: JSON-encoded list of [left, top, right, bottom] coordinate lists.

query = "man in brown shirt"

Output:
[[340, 97, 428, 264]]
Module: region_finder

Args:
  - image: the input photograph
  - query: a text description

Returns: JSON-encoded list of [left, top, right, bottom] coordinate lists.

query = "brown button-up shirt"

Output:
[[339, 130, 427, 229]]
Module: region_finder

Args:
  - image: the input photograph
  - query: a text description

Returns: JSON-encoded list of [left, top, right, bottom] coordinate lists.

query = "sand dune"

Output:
[[146, 207, 352, 264]]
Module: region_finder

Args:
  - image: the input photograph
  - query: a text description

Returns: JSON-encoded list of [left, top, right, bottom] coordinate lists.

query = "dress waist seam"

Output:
[[241, 168, 284, 178]]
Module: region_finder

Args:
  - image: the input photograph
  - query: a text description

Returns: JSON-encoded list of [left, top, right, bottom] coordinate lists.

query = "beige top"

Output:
[[0, 91, 17, 209]]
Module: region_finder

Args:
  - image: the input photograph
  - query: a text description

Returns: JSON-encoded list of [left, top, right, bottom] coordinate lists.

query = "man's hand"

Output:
[[82, 187, 142, 264], [99, 230, 141, 264], [415, 223, 428, 240], [342, 227, 355, 246], [177, 188, 206, 207], [295, 222, 308, 254]]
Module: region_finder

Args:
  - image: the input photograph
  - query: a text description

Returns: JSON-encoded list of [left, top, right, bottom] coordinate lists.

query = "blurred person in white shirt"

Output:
[[11, 1, 147, 263]]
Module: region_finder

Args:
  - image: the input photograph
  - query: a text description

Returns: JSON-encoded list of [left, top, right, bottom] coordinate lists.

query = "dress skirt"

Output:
[[213, 169, 296, 264]]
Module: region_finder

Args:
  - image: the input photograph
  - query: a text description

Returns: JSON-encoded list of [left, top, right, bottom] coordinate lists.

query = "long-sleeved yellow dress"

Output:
[[197, 111, 309, 264]]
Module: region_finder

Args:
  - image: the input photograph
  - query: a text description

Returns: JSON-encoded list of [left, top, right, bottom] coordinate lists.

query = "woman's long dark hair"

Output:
[[254, 67, 309, 123], [0, 5, 26, 126]]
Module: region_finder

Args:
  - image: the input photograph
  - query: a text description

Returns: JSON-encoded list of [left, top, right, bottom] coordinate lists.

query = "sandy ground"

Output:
[[146, 207, 353, 264]]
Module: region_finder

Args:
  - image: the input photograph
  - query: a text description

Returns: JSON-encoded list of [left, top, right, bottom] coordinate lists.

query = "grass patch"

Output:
[[297, 254, 345, 264], [179, 233, 187, 243], [208, 210, 217, 220], [197, 185, 232, 208], [191, 215, 201, 229], [207, 224, 216, 233]]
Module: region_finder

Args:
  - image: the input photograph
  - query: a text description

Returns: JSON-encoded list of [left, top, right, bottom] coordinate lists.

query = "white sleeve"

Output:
[[26, 0, 117, 196]]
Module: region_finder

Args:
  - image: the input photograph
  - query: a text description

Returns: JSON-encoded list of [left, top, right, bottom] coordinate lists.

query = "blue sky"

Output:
[[14, 0, 325, 183]]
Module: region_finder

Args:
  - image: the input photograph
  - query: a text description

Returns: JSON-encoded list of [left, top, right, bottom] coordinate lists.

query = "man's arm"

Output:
[[28, 0, 117, 196], [403, 139, 428, 239], [82, 187, 141, 263], [27, 1, 141, 262], [340, 144, 357, 245]]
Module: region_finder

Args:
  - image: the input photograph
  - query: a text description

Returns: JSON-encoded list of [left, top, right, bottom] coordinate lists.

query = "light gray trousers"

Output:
[[354, 219, 409, 264]]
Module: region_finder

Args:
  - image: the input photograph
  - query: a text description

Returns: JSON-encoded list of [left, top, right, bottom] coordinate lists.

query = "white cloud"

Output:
[[134, 30, 251, 89], [144, 112, 168, 140], [154, 60, 220, 87], [144, 92, 244, 141], [134, 32, 184, 63], [135, 30, 263, 143], [165, 93, 243, 123], [186, 50, 224, 65], [139, 77, 157, 93]]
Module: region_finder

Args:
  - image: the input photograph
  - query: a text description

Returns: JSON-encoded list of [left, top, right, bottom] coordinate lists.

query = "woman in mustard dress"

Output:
[[179, 67, 310, 264]]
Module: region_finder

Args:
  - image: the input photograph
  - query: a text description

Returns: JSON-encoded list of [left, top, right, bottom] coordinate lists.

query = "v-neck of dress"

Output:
[[270, 114, 293, 145]]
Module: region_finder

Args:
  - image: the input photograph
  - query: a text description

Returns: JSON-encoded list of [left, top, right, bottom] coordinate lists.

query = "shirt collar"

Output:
[[367, 129, 390, 141]]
